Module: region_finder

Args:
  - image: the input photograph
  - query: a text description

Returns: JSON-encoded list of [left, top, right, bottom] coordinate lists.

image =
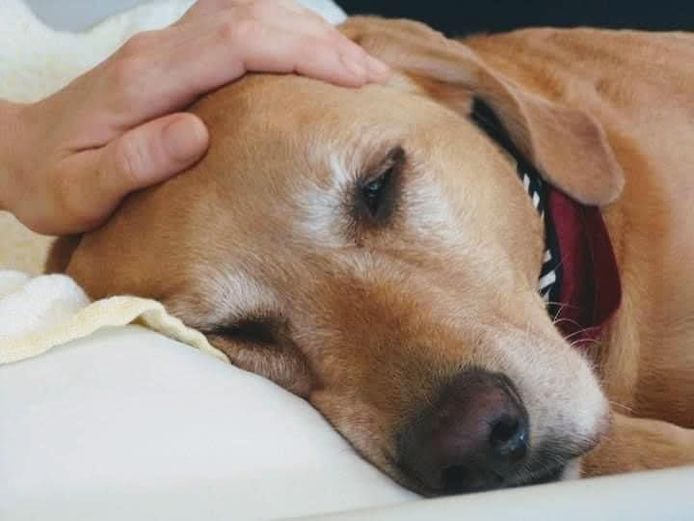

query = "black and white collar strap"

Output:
[[470, 98, 562, 307]]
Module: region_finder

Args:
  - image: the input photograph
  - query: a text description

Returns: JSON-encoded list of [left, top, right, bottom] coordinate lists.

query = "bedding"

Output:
[[0, 270, 226, 364], [0, 326, 414, 520]]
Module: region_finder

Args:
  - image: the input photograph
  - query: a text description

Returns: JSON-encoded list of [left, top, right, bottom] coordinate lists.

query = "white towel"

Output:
[[0, 0, 346, 364], [0, 270, 229, 364]]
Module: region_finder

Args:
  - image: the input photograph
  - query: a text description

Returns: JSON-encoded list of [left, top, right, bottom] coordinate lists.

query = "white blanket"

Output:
[[0, 0, 346, 102]]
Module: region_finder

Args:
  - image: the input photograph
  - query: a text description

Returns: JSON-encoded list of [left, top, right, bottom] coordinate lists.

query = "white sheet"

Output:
[[0, 327, 415, 521], [1, 326, 692, 521], [297, 467, 694, 521]]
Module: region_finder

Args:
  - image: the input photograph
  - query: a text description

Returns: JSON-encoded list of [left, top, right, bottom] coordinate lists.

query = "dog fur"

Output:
[[48, 19, 694, 491]]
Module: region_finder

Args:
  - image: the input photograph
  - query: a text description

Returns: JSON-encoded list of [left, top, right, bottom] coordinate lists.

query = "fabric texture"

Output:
[[0, 270, 228, 364], [0, 0, 346, 364], [0, 326, 415, 520]]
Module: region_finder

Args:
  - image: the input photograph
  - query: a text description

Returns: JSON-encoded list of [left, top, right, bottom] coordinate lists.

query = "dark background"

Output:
[[339, 1, 694, 36]]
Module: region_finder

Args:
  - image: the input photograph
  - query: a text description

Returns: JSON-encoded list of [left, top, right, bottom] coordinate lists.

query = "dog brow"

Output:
[[294, 152, 355, 247]]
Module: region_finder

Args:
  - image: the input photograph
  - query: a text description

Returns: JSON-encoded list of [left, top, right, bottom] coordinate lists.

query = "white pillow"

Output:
[[0, 326, 415, 521]]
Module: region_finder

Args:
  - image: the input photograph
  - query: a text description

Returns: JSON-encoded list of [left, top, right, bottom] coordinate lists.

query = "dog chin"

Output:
[[518, 457, 582, 488], [392, 456, 582, 496]]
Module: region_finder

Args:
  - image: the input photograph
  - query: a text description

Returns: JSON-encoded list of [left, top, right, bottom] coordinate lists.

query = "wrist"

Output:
[[0, 100, 30, 212]]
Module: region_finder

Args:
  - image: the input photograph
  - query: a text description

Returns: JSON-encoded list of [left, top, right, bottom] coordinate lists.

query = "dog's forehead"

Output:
[[167, 74, 530, 284], [185, 76, 509, 248], [186, 76, 421, 223], [195, 74, 483, 212], [196, 74, 434, 167]]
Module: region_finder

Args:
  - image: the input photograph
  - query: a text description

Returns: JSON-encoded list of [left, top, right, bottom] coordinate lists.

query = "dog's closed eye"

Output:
[[354, 146, 406, 225], [203, 315, 313, 396], [207, 316, 284, 347]]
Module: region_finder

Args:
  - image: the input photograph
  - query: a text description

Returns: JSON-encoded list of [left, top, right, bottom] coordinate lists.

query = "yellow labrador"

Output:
[[48, 19, 694, 494]]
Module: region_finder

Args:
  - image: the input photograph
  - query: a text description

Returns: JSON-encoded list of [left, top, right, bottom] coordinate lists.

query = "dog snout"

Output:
[[397, 369, 530, 494]]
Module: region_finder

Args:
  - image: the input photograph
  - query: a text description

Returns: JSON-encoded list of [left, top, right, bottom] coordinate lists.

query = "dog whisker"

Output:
[[607, 400, 634, 414]]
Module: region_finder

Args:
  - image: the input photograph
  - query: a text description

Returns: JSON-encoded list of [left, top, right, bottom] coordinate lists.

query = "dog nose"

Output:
[[397, 369, 529, 494]]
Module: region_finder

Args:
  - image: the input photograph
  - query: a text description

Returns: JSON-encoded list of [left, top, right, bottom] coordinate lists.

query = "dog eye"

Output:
[[356, 146, 405, 223], [362, 171, 392, 216], [208, 317, 280, 346]]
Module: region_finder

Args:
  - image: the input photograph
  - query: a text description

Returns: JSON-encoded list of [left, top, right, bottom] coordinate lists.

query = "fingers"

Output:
[[99, 113, 209, 198], [223, 2, 391, 85], [170, 1, 390, 95], [235, 13, 390, 85], [170, 7, 388, 98], [46, 113, 209, 234], [202, 19, 380, 87], [85, 1, 389, 135]]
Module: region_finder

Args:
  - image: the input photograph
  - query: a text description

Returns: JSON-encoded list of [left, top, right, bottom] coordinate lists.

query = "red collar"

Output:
[[470, 97, 622, 346], [546, 188, 621, 346]]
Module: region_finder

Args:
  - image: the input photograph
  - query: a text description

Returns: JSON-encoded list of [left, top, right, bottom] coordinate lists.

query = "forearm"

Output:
[[0, 99, 27, 212]]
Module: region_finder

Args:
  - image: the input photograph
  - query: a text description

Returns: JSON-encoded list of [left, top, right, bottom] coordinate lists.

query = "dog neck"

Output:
[[470, 98, 622, 348]]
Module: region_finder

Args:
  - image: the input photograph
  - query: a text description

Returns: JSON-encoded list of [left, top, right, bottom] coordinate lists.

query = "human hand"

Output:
[[0, 0, 389, 235]]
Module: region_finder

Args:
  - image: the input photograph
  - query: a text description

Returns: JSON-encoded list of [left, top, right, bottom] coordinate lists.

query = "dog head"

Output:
[[54, 18, 622, 495]]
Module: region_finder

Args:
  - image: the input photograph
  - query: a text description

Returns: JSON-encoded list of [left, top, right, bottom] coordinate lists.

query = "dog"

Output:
[[47, 18, 694, 495]]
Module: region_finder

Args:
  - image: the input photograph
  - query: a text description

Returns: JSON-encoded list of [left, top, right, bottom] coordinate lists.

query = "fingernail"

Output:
[[340, 53, 367, 80], [163, 116, 208, 164], [366, 55, 391, 80]]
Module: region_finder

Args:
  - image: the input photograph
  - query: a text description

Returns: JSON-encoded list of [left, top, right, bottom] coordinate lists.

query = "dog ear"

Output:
[[341, 17, 624, 206]]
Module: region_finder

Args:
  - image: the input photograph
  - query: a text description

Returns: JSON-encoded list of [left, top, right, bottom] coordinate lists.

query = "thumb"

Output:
[[100, 112, 209, 198]]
